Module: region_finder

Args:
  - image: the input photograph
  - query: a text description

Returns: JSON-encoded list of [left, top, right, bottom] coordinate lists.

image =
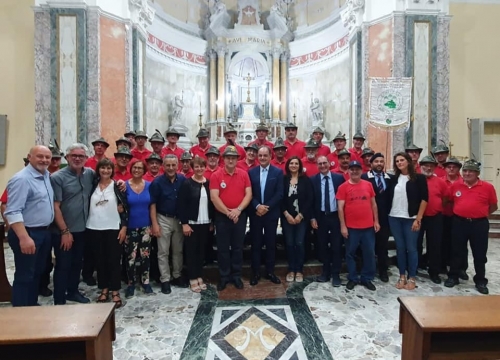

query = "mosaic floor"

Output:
[[3, 241, 500, 360]]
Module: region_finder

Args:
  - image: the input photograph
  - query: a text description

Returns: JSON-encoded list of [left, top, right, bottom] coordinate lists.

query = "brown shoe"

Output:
[[286, 272, 295, 282], [395, 277, 406, 290]]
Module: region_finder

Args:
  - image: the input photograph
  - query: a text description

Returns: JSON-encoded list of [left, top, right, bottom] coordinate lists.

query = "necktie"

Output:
[[376, 173, 384, 194], [324, 176, 331, 213], [260, 168, 267, 203]]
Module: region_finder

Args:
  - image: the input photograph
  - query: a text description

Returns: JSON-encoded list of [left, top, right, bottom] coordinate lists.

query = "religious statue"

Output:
[[210, 0, 227, 23], [172, 94, 184, 125], [310, 97, 324, 127]]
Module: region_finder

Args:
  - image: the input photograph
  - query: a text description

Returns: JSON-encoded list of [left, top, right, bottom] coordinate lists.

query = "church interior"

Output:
[[1, 0, 500, 359]]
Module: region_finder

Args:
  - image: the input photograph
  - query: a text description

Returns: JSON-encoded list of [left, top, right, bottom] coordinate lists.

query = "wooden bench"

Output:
[[399, 296, 500, 360], [0, 222, 12, 303], [0, 303, 116, 360]]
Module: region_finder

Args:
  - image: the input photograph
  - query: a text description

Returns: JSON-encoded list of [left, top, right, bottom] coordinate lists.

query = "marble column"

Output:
[[209, 50, 217, 123], [217, 47, 226, 121], [272, 49, 281, 121], [280, 52, 289, 122]]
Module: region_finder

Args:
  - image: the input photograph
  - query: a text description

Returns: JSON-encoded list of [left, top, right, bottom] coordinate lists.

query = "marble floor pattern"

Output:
[[2, 241, 500, 360]]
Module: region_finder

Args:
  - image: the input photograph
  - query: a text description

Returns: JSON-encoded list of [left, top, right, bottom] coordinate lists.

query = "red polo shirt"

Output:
[[143, 171, 161, 182], [301, 157, 319, 176], [204, 167, 220, 180], [84, 156, 107, 170], [451, 178, 498, 219], [270, 158, 287, 174], [162, 146, 184, 161], [424, 175, 449, 216], [414, 162, 421, 174], [209, 167, 251, 209], [114, 167, 132, 182], [179, 169, 194, 178], [1, 189, 7, 203], [248, 139, 274, 149], [441, 175, 461, 216], [190, 144, 212, 159], [333, 168, 350, 181], [327, 150, 345, 170], [218, 144, 246, 166], [348, 147, 363, 163], [131, 148, 152, 162], [434, 165, 447, 178], [362, 163, 371, 173], [318, 144, 331, 157], [336, 180, 376, 229], [284, 139, 306, 159], [236, 160, 258, 172]]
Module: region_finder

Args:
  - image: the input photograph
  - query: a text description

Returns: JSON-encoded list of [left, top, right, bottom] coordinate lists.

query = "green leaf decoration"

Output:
[[386, 119, 392, 124], [384, 99, 396, 109]]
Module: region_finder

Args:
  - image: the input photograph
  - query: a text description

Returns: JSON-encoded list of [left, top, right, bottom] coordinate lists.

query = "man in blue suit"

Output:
[[310, 155, 345, 286], [248, 146, 284, 285]]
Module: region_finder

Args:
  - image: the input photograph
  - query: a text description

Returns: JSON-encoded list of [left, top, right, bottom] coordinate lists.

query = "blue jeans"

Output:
[[345, 228, 376, 282], [8, 228, 51, 307], [52, 231, 85, 304], [282, 220, 307, 272], [389, 216, 419, 278]]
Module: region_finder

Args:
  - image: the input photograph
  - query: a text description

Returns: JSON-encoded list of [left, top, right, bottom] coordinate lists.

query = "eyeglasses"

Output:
[[69, 154, 86, 159], [317, 162, 328, 165], [95, 199, 109, 206]]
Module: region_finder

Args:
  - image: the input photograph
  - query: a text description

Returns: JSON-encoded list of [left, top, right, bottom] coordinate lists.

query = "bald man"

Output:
[[4, 146, 55, 306]]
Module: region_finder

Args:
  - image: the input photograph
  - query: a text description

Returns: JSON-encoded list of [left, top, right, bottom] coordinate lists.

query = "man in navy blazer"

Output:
[[248, 146, 284, 285], [310, 155, 345, 286]]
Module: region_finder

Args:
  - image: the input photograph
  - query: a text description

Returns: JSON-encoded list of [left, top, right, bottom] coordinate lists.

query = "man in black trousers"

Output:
[[361, 152, 394, 282]]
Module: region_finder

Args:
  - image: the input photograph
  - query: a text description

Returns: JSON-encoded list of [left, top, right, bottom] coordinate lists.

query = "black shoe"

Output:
[[66, 292, 90, 304], [379, 272, 389, 283], [346, 280, 357, 290], [444, 277, 459, 288], [233, 278, 244, 289], [171, 277, 189, 288], [476, 283, 489, 295], [430, 275, 442, 284], [161, 281, 171, 294], [39, 287, 53, 297], [332, 274, 341, 287], [316, 274, 331, 283], [83, 277, 96, 286], [265, 273, 281, 284], [250, 274, 260, 286], [361, 281, 376, 291], [458, 271, 469, 281], [217, 280, 229, 291]]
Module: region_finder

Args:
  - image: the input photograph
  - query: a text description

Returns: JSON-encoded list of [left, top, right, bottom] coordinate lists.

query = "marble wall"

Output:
[[145, 56, 208, 142], [289, 52, 351, 142]]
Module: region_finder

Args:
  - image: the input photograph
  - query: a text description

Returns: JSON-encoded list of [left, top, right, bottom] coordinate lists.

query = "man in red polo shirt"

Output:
[[143, 153, 163, 182], [218, 125, 246, 166], [332, 149, 351, 181], [85, 137, 109, 170], [441, 157, 467, 278], [131, 130, 152, 161], [249, 123, 274, 149], [337, 160, 379, 291], [237, 143, 259, 171], [311, 127, 331, 157], [348, 132, 365, 163], [284, 123, 306, 158], [327, 132, 347, 170], [204, 146, 220, 180], [445, 159, 498, 294], [190, 128, 212, 159], [179, 151, 194, 178], [162, 127, 185, 161], [405, 143, 423, 173], [270, 137, 287, 173], [432, 144, 450, 178], [114, 146, 133, 181], [418, 156, 449, 284], [210, 146, 252, 291], [301, 139, 320, 176], [360, 148, 374, 173]]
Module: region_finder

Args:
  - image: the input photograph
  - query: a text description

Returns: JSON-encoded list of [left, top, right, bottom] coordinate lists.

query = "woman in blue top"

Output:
[[125, 159, 153, 298]]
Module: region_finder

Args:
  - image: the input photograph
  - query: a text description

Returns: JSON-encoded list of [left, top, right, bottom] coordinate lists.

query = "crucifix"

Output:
[[244, 72, 254, 103]]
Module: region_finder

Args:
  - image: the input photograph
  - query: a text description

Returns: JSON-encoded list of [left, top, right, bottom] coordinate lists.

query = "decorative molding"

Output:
[[449, 0, 500, 3], [290, 35, 349, 68], [146, 33, 206, 65], [340, 0, 365, 34], [129, 0, 154, 35]]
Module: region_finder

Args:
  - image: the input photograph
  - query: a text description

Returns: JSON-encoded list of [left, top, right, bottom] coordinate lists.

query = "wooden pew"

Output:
[[399, 296, 500, 360], [0, 303, 116, 360], [0, 222, 12, 302]]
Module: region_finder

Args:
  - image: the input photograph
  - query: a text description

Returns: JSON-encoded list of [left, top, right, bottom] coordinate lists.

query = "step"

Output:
[[490, 220, 500, 229], [489, 228, 500, 239], [489, 212, 500, 221]]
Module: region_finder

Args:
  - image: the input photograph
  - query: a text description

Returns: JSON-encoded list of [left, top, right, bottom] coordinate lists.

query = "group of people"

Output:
[[1, 121, 498, 308]]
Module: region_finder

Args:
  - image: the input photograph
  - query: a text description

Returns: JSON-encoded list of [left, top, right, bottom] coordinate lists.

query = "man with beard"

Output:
[[85, 137, 110, 170], [114, 146, 133, 182], [249, 123, 274, 149], [431, 144, 450, 178], [360, 148, 374, 173], [143, 153, 163, 182], [405, 144, 423, 173], [191, 128, 212, 160], [204, 146, 221, 180], [327, 132, 347, 170], [361, 152, 394, 282], [219, 125, 246, 166], [311, 127, 331, 157], [301, 139, 320, 176], [284, 123, 306, 158], [332, 149, 351, 181], [271, 137, 287, 173], [179, 151, 194, 178], [418, 156, 449, 284], [131, 130, 152, 161], [237, 143, 259, 171], [445, 159, 498, 294], [4, 145, 54, 306], [348, 132, 365, 163]]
